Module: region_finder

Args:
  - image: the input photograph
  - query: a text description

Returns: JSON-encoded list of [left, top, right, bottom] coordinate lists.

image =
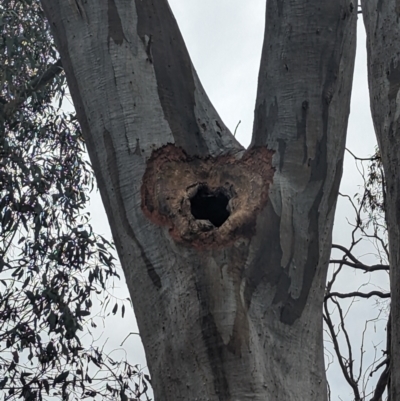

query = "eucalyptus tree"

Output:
[[38, 0, 359, 400], [0, 1, 146, 399], [362, 1, 400, 399]]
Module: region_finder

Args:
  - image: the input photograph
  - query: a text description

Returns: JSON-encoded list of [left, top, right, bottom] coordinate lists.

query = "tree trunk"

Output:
[[40, 0, 357, 399], [362, 2, 400, 399]]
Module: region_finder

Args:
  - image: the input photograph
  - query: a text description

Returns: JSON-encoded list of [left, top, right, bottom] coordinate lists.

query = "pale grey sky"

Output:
[[86, 3, 388, 400]]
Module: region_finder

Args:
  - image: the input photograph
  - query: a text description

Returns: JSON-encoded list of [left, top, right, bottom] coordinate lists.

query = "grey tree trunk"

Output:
[[362, 2, 400, 399], [40, 0, 357, 399]]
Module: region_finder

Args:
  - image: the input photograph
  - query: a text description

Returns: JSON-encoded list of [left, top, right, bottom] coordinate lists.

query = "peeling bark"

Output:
[[362, 2, 400, 398], [40, 0, 357, 399]]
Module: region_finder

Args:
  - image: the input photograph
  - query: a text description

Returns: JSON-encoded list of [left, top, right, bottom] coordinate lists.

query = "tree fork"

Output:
[[40, 0, 357, 399]]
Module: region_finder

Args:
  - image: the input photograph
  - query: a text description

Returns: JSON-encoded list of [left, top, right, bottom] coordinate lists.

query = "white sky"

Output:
[[86, 2, 389, 400]]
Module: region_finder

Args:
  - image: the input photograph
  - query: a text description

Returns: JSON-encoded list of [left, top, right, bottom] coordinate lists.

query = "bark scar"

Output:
[[141, 144, 275, 249]]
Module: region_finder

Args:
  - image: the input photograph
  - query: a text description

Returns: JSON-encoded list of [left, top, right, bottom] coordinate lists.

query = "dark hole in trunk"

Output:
[[190, 185, 230, 227]]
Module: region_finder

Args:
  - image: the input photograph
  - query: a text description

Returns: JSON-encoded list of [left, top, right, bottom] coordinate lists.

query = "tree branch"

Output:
[[345, 147, 378, 161], [323, 300, 361, 400], [325, 291, 390, 301], [329, 259, 389, 272], [370, 314, 391, 401], [331, 244, 389, 272], [370, 363, 390, 401], [332, 243, 364, 263]]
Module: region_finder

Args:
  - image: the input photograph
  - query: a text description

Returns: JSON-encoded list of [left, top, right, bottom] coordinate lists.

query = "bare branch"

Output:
[[345, 148, 379, 161], [370, 363, 390, 401], [326, 291, 390, 301], [332, 243, 364, 264], [369, 313, 390, 401], [323, 300, 361, 400], [329, 259, 389, 272], [370, 357, 389, 376]]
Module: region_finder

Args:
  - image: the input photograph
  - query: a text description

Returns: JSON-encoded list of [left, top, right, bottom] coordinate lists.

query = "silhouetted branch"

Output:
[[326, 291, 390, 301], [370, 313, 391, 401], [323, 299, 362, 400], [329, 259, 389, 272], [345, 148, 379, 161]]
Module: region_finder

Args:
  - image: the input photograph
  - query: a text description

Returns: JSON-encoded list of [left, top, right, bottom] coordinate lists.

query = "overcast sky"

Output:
[[86, 2, 389, 399]]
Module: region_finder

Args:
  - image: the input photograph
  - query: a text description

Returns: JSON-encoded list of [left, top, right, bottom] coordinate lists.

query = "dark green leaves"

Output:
[[0, 1, 148, 400], [53, 371, 69, 386]]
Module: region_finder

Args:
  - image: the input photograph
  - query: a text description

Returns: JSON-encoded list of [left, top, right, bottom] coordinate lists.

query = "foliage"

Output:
[[359, 148, 387, 242], [0, 1, 149, 399]]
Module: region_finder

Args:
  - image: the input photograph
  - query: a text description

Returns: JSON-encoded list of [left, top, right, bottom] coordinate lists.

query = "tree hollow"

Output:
[[141, 144, 275, 249]]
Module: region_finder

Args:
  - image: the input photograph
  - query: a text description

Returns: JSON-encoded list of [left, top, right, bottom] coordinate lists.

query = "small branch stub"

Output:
[[141, 144, 275, 248]]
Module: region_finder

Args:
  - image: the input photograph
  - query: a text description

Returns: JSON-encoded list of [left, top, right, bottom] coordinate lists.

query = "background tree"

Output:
[[0, 1, 148, 399], [325, 147, 390, 401], [38, 0, 358, 400], [362, 1, 400, 399]]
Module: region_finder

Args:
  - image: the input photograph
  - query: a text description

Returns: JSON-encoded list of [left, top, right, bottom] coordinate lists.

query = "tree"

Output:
[[362, 1, 400, 399], [324, 147, 390, 401], [0, 1, 148, 399], [36, 0, 359, 399]]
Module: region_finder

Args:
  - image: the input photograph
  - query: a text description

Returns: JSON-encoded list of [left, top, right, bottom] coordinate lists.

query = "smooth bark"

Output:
[[40, 0, 357, 399], [362, 2, 400, 398]]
